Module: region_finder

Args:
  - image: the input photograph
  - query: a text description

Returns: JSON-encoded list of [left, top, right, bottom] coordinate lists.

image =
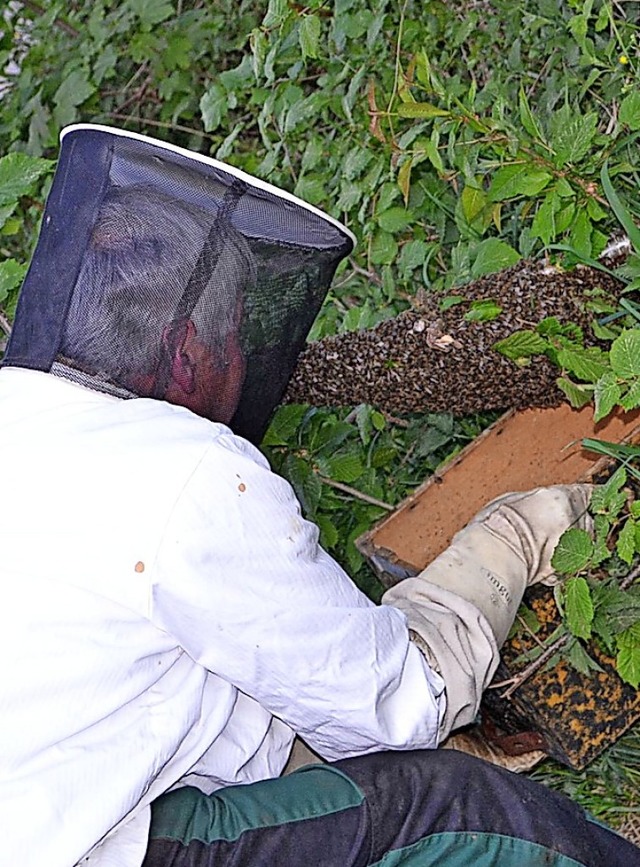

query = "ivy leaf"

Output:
[[0, 259, 27, 303], [551, 527, 594, 574], [0, 153, 53, 206], [563, 575, 594, 639], [610, 330, 640, 379], [556, 376, 593, 408], [593, 371, 621, 422], [464, 299, 502, 322], [493, 330, 547, 361], [616, 517, 637, 565], [487, 164, 552, 201], [471, 238, 521, 278]]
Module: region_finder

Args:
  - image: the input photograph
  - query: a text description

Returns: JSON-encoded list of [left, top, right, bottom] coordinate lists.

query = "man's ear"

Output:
[[162, 319, 197, 394]]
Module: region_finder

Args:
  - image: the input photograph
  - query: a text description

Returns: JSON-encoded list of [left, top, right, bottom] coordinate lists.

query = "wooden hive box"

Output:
[[356, 404, 640, 769]]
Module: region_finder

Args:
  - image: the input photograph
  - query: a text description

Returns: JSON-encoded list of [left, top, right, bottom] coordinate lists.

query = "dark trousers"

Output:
[[143, 748, 640, 866]]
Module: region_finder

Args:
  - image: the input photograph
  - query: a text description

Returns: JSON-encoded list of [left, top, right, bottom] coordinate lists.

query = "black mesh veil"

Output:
[[3, 125, 355, 442]]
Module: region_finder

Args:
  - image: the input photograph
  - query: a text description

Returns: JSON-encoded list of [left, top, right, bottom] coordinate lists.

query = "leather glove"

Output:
[[415, 484, 593, 645], [383, 484, 593, 737]]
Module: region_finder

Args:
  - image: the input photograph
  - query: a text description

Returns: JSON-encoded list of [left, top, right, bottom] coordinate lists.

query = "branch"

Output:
[[21, 1, 79, 38], [316, 474, 394, 511]]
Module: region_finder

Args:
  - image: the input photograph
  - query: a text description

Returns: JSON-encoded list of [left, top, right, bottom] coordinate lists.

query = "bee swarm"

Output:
[[285, 261, 623, 416]]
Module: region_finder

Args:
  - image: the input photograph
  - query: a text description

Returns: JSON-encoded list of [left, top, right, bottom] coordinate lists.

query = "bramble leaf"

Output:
[[610, 330, 640, 379], [563, 575, 594, 639], [551, 528, 594, 574], [616, 517, 637, 565], [593, 371, 621, 422], [556, 376, 593, 408], [493, 329, 548, 361], [0, 153, 53, 206], [464, 299, 502, 322]]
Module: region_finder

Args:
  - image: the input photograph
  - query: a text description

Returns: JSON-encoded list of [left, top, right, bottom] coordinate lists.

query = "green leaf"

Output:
[[0, 153, 53, 206], [0, 259, 27, 303], [610, 330, 640, 378], [127, 0, 174, 25], [464, 299, 502, 322], [550, 108, 598, 168], [563, 575, 594, 639], [493, 329, 548, 361], [325, 452, 364, 483], [616, 517, 637, 565], [397, 102, 451, 119], [53, 69, 96, 126], [299, 15, 322, 59], [261, 404, 307, 446], [262, 0, 287, 28], [568, 210, 593, 259], [531, 192, 560, 245], [518, 86, 543, 139], [616, 624, 640, 688], [619, 92, 640, 131], [593, 371, 621, 422], [487, 164, 552, 201], [600, 162, 640, 253], [620, 379, 640, 411], [556, 346, 609, 383], [556, 376, 593, 408], [471, 238, 520, 278], [461, 185, 486, 223], [370, 230, 398, 265], [316, 514, 339, 549], [377, 207, 413, 233], [200, 84, 228, 132], [551, 527, 594, 575], [567, 639, 604, 676]]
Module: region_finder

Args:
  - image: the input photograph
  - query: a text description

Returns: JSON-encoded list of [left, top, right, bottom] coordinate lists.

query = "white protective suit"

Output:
[[0, 367, 449, 867]]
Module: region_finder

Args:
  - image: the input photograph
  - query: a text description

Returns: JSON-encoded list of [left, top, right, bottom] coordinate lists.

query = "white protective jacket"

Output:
[[0, 368, 446, 867]]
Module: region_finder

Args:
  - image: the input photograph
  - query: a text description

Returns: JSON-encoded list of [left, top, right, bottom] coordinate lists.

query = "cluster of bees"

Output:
[[285, 260, 624, 416]]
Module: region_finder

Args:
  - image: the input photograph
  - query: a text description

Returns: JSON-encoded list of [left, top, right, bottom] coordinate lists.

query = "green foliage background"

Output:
[[1, 0, 640, 822]]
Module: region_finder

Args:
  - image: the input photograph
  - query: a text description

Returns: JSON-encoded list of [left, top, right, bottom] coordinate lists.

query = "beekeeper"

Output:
[[0, 125, 636, 867]]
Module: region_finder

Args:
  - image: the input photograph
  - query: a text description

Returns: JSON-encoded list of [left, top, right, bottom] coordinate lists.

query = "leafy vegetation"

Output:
[[1, 0, 640, 824]]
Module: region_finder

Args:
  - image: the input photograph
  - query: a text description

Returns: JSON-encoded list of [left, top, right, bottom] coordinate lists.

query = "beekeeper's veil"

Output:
[[3, 125, 355, 442]]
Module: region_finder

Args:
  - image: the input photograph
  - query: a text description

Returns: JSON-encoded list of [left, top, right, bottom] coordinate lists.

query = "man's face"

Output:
[[164, 327, 246, 424]]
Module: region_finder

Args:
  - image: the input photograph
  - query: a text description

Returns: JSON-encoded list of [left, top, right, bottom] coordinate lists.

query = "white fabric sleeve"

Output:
[[381, 580, 499, 739], [150, 433, 445, 760]]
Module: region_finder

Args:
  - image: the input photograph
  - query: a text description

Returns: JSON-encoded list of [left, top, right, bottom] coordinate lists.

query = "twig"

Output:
[[493, 560, 640, 699], [516, 612, 547, 649], [101, 113, 218, 143], [316, 474, 394, 511], [493, 634, 570, 699], [0, 311, 13, 336], [21, 0, 79, 37], [348, 258, 383, 287]]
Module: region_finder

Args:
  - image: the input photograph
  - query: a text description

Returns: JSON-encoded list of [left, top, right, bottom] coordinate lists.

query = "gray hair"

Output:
[[59, 184, 256, 389]]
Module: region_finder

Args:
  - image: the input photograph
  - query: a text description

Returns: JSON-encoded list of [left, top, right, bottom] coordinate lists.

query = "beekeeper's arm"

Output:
[[382, 485, 592, 739]]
